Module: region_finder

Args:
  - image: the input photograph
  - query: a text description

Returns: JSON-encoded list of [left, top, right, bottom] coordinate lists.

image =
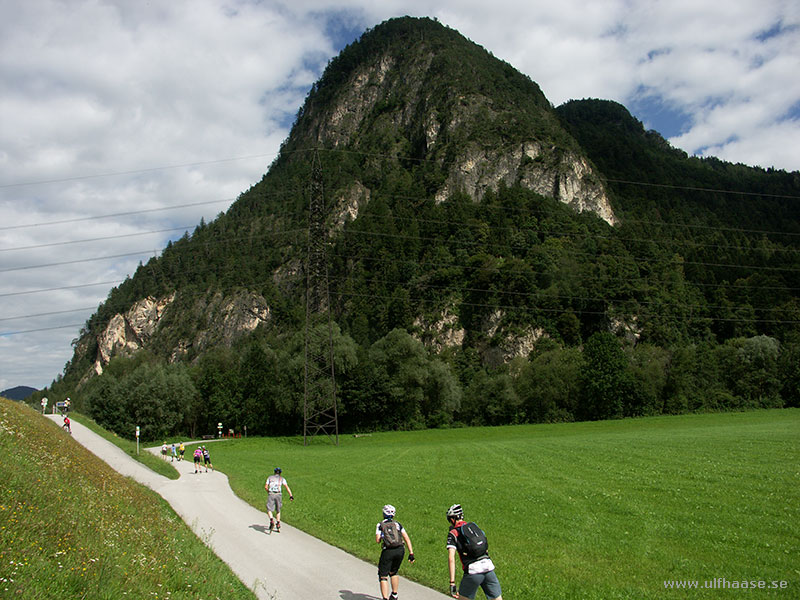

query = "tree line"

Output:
[[39, 325, 797, 442]]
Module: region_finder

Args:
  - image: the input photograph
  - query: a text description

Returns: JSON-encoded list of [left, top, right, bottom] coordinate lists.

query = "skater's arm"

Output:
[[447, 548, 458, 597], [282, 479, 293, 497], [402, 529, 414, 555]]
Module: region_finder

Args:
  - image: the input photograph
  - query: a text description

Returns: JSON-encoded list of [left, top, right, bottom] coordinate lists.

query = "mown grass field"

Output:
[[210, 409, 799, 599], [0, 397, 255, 599]]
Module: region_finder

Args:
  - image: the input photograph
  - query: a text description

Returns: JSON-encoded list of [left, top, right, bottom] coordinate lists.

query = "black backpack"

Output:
[[456, 522, 488, 560], [380, 521, 404, 549]]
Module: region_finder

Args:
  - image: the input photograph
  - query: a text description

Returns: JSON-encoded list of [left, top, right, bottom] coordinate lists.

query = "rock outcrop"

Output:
[[87, 290, 271, 379], [173, 290, 271, 360], [413, 308, 466, 353], [92, 294, 175, 375]]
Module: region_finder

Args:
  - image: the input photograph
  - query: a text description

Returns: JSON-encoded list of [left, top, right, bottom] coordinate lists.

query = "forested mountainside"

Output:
[[33, 17, 800, 440]]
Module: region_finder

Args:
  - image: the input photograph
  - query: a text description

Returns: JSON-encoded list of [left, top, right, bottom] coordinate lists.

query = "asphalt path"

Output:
[[47, 415, 450, 600]]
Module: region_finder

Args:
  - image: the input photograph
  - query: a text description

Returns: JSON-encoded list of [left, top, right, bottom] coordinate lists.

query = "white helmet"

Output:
[[382, 504, 396, 518], [446, 504, 463, 520]]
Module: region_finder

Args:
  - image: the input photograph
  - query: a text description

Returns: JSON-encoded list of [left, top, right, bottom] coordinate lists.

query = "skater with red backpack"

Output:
[[445, 504, 503, 600], [375, 504, 415, 600]]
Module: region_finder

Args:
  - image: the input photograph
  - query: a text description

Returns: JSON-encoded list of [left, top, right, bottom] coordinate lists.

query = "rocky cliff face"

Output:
[[91, 294, 175, 376], [435, 141, 616, 225], [171, 290, 271, 361], [84, 290, 271, 380], [413, 306, 547, 363]]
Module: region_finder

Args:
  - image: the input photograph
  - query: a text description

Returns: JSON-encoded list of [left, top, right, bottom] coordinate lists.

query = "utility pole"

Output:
[[303, 148, 339, 446]]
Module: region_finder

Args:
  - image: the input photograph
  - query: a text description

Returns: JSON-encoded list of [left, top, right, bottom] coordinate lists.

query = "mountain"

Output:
[[44, 17, 800, 438], [1, 386, 38, 401], [70, 16, 623, 378]]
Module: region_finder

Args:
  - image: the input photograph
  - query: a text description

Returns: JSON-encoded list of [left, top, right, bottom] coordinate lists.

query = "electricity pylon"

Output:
[[303, 148, 339, 446]]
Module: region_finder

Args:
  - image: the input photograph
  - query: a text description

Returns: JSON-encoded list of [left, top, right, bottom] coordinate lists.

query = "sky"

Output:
[[1, 0, 799, 392]]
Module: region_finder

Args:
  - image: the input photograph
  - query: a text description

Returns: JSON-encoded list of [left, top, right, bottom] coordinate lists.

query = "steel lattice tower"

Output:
[[303, 149, 339, 446]]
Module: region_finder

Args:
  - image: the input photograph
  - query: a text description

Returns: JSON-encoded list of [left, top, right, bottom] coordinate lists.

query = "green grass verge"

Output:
[[66, 411, 180, 480], [209, 409, 800, 599], [0, 397, 256, 599]]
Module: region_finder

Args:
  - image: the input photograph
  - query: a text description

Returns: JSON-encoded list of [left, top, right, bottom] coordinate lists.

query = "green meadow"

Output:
[[209, 409, 800, 599], [0, 397, 254, 599]]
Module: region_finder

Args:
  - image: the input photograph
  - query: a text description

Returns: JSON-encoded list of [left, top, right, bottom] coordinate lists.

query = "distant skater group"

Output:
[[159, 441, 212, 472]]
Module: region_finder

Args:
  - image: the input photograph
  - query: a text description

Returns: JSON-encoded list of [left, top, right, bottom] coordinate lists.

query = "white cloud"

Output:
[[1, 0, 798, 390]]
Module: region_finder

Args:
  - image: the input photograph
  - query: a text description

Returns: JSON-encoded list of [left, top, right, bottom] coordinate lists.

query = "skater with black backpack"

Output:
[[375, 504, 415, 600], [445, 504, 503, 600]]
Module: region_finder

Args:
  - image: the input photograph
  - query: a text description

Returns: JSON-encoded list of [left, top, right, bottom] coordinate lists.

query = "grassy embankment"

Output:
[[0, 397, 255, 599], [210, 409, 799, 599], [69, 411, 180, 479]]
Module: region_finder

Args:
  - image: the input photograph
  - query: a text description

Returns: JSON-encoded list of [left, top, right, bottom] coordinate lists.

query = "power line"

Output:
[[0, 306, 98, 323], [1, 323, 85, 336], [350, 210, 800, 253], [603, 177, 800, 200], [0, 250, 156, 273], [3, 151, 799, 341], [5, 243, 799, 337], [0, 153, 278, 189], [333, 228, 800, 274], [0, 280, 125, 298], [0, 199, 234, 231], [3, 205, 798, 276], [0, 225, 197, 252], [4, 224, 794, 287], [331, 289, 800, 325], [325, 273, 800, 315]]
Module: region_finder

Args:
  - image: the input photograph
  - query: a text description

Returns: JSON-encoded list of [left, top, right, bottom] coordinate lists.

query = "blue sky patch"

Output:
[[785, 100, 800, 122], [628, 92, 692, 139], [322, 9, 369, 51], [754, 20, 798, 42]]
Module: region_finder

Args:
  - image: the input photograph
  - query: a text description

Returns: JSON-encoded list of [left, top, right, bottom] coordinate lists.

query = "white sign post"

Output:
[[217, 422, 222, 438], [135, 426, 140, 455], [41, 397, 47, 414]]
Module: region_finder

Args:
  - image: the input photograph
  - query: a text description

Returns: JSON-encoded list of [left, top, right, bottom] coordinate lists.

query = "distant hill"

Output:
[[1, 386, 37, 400]]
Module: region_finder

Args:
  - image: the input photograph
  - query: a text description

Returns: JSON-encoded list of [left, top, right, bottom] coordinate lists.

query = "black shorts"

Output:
[[378, 546, 405, 578]]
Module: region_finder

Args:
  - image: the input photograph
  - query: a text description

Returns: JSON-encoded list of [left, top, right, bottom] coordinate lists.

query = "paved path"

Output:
[[48, 415, 450, 600]]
